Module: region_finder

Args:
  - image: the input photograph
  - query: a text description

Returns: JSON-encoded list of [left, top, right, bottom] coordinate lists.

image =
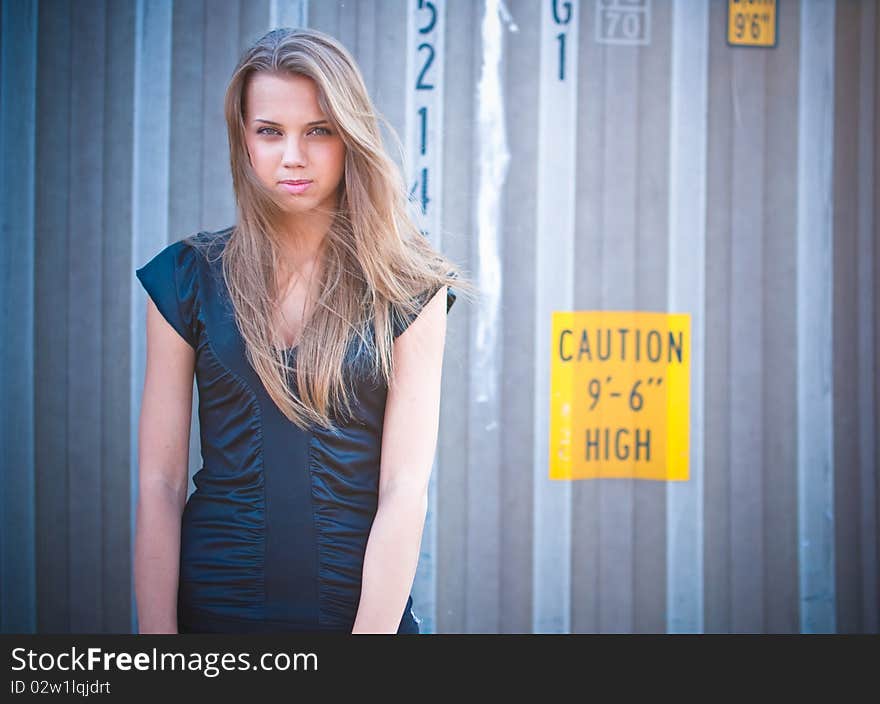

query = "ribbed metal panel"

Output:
[[0, 0, 37, 634], [1, 0, 877, 634]]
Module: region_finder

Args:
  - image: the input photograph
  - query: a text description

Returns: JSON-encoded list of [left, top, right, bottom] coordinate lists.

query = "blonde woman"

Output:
[[134, 27, 471, 634]]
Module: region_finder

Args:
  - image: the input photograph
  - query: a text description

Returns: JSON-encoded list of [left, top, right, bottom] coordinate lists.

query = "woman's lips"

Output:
[[279, 180, 312, 194]]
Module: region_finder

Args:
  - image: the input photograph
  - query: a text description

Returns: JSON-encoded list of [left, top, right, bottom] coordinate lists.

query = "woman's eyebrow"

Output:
[[254, 118, 329, 127]]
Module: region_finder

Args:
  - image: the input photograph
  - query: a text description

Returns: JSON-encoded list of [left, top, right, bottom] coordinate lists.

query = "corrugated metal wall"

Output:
[[1, 0, 877, 634]]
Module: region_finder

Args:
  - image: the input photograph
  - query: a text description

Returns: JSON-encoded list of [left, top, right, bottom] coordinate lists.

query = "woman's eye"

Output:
[[257, 126, 330, 136]]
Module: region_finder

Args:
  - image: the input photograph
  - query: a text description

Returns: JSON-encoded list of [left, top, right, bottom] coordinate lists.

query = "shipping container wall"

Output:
[[0, 0, 876, 634]]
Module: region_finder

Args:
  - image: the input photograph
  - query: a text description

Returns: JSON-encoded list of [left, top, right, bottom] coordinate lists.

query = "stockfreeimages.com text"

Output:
[[10, 647, 317, 678]]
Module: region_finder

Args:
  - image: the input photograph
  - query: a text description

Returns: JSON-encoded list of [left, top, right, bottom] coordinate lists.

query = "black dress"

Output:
[[135, 226, 456, 633]]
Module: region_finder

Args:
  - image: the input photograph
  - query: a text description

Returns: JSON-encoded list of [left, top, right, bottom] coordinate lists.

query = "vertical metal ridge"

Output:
[[129, 0, 174, 634], [406, 0, 447, 635], [597, 3, 636, 634], [466, 0, 507, 633], [797, 0, 837, 634], [270, 0, 309, 30], [69, 0, 107, 633], [0, 0, 38, 633], [533, 0, 576, 633], [729, 37, 766, 635], [856, 0, 877, 633], [666, 0, 708, 634]]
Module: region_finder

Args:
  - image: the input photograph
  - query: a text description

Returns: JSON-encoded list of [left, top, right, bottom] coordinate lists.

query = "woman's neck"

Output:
[[276, 197, 337, 270], [278, 221, 328, 271]]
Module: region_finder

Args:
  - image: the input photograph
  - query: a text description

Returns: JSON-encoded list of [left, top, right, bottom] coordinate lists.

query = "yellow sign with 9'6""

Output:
[[549, 311, 691, 481], [727, 0, 777, 48]]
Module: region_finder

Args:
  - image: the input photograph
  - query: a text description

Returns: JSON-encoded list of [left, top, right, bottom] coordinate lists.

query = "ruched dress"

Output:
[[135, 226, 456, 634]]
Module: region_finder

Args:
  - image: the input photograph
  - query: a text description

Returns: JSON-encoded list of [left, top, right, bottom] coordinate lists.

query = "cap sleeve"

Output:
[[392, 273, 458, 340], [135, 240, 200, 349]]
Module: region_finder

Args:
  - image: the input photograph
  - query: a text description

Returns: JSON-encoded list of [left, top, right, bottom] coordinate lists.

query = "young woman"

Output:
[[134, 27, 471, 634]]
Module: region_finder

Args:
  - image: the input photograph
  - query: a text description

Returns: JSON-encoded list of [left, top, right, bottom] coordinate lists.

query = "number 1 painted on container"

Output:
[[553, 0, 572, 81]]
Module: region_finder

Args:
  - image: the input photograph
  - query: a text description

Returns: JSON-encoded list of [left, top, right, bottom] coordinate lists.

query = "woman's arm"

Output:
[[134, 298, 195, 634], [352, 285, 449, 634]]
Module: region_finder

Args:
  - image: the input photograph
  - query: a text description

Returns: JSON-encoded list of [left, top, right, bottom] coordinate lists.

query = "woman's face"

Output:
[[244, 72, 346, 217]]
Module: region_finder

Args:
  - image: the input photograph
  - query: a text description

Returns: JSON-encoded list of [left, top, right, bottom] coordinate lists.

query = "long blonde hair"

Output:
[[191, 27, 473, 432]]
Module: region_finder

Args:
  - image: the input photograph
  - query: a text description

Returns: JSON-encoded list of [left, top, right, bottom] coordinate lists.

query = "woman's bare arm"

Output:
[[352, 286, 448, 633], [134, 298, 195, 634]]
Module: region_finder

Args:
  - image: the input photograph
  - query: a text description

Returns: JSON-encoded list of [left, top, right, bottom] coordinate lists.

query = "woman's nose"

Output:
[[281, 135, 306, 167]]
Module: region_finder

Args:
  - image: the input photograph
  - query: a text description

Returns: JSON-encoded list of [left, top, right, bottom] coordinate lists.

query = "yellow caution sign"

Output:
[[727, 0, 777, 48], [549, 312, 690, 481]]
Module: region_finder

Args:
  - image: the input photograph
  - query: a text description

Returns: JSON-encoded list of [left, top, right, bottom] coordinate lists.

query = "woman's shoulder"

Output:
[[136, 229, 233, 349], [156, 226, 233, 287], [182, 225, 234, 261], [137, 225, 232, 270], [389, 270, 459, 340]]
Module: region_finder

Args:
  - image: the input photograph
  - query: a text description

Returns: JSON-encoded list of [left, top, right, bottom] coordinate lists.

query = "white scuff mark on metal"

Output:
[[498, 0, 519, 32], [474, 0, 510, 406]]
